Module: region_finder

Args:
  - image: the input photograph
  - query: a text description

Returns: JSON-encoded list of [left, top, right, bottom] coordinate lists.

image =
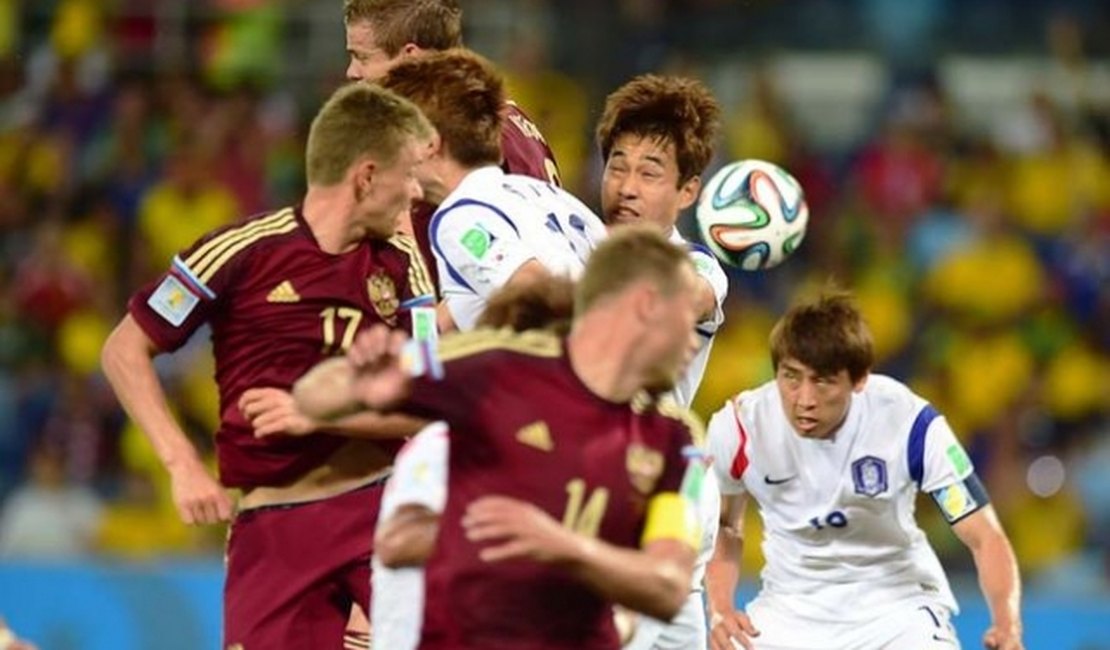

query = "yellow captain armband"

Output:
[[641, 492, 700, 548]]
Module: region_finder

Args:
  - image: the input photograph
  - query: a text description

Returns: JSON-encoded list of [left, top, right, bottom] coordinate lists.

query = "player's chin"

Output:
[[642, 373, 678, 397]]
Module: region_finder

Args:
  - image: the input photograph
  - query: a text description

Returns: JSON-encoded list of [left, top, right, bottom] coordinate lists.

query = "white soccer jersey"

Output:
[[706, 375, 980, 625], [669, 229, 728, 409], [371, 422, 450, 650], [429, 166, 607, 330]]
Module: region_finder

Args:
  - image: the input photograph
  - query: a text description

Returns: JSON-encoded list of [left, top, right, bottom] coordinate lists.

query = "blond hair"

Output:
[[305, 82, 432, 186]]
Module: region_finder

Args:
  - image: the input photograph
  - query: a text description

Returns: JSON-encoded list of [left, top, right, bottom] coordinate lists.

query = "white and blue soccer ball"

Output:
[[695, 159, 809, 270]]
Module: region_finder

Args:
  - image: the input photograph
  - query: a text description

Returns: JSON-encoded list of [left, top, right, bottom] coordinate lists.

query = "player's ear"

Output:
[[632, 281, 664, 324], [677, 175, 700, 211], [355, 158, 377, 195], [399, 42, 423, 58], [852, 371, 869, 393]]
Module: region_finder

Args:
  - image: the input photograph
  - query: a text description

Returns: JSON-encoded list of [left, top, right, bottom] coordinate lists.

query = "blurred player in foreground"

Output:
[[100, 84, 434, 649], [595, 73, 727, 650], [339, 227, 704, 649], [704, 292, 1024, 650]]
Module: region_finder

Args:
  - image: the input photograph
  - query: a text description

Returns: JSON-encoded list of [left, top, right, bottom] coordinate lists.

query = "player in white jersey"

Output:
[[704, 292, 1024, 650], [428, 168, 604, 330], [370, 422, 448, 650], [594, 74, 727, 650]]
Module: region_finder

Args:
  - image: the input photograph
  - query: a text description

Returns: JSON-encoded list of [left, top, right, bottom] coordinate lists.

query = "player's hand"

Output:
[[983, 623, 1023, 650], [239, 387, 318, 438], [463, 495, 577, 564], [709, 609, 760, 650], [168, 456, 233, 525], [348, 325, 412, 409]]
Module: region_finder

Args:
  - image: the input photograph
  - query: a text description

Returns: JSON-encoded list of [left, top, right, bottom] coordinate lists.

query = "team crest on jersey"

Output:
[[626, 443, 664, 494], [367, 272, 399, 325], [851, 455, 888, 497]]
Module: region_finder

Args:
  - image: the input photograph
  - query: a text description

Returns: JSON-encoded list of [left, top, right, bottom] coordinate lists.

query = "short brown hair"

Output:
[[343, 0, 463, 56], [477, 275, 574, 335], [596, 75, 720, 185], [575, 226, 692, 315], [378, 49, 503, 168], [770, 292, 874, 383], [305, 83, 432, 186]]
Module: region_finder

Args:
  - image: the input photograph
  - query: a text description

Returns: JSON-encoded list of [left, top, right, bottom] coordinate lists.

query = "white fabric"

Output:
[[706, 375, 974, 625], [371, 423, 450, 650], [430, 166, 607, 330], [669, 229, 728, 408], [741, 597, 960, 649]]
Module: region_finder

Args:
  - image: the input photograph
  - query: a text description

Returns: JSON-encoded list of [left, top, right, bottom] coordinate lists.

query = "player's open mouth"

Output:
[[795, 416, 819, 431], [613, 207, 639, 221]]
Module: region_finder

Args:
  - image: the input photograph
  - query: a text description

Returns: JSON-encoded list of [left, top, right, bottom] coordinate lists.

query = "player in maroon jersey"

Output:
[[99, 84, 435, 650], [343, 0, 562, 292], [335, 227, 705, 650]]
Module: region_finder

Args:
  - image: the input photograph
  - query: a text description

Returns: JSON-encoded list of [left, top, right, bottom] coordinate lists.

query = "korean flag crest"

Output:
[[367, 271, 399, 325], [851, 455, 888, 497]]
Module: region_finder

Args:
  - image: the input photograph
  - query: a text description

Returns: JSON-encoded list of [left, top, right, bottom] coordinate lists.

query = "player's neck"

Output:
[[302, 187, 360, 254], [440, 160, 484, 198], [566, 316, 643, 404]]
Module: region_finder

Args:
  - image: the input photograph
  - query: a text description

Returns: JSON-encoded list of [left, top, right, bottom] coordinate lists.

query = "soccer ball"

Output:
[[695, 159, 809, 270]]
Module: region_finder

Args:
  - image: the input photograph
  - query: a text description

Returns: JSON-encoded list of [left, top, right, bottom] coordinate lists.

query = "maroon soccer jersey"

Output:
[[410, 101, 561, 291], [128, 206, 435, 489], [402, 330, 695, 650]]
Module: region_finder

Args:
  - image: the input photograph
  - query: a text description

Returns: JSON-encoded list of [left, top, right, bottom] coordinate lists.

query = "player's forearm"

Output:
[[293, 357, 361, 420], [972, 532, 1023, 632], [324, 411, 427, 439], [101, 318, 200, 470], [706, 527, 743, 616], [566, 538, 692, 620]]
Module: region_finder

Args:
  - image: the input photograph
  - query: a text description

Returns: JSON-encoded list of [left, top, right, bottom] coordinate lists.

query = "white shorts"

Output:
[[623, 589, 707, 650], [740, 597, 960, 650], [370, 559, 425, 650]]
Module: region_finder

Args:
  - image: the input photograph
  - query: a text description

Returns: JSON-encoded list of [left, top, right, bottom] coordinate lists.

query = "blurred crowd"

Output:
[[0, 0, 1106, 598]]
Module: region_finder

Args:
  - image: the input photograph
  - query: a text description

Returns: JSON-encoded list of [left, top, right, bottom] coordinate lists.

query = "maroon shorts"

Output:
[[224, 479, 386, 649]]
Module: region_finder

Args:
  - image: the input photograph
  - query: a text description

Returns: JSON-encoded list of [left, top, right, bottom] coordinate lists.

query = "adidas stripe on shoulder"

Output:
[[179, 208, 298, 293]]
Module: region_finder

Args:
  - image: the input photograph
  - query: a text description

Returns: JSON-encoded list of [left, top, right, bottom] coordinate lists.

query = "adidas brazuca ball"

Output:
[[695, 159, 809, 270]]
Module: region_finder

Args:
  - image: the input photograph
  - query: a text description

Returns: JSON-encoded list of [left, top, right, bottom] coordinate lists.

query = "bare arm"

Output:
[[952, 505, 1024, 650], [100, 315, 232, 525], [464, 495, 694, 620], [706, 493, 760, 650], [291, 357, 361, 421], [242, 383, 425, 440], [375, 504, 441, 568]]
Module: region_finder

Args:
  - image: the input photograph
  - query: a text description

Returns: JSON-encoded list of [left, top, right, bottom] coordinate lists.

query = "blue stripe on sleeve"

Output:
[[429, 199, 522, 294], [907, 404, 939, 489]]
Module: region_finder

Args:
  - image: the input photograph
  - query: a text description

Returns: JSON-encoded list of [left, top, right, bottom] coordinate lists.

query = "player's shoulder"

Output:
[[501, 100, 546, 142], [859, 374, 927, 423], [177, 207, 301, 283], [437, 327, 562, 364], [636, 394, 705, 447]]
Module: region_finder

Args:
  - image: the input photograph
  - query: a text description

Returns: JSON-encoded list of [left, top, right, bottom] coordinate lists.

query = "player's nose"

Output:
[[346, 61, 362, 82]]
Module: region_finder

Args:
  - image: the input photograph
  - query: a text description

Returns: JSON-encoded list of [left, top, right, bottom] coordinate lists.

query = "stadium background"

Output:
[[0, 0, 1106, 647]]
